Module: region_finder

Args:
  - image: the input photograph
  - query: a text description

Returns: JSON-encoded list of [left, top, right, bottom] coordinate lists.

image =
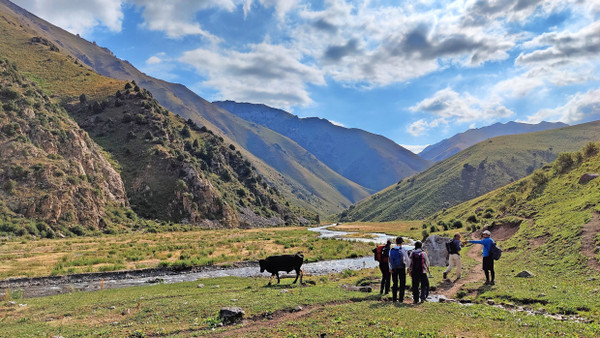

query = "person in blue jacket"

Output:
[[468, 230, 495, 285], [388, 237, 410, 302]]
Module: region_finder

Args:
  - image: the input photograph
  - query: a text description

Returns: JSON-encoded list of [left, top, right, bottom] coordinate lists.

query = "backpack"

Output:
[[445, 240, 457, 255], [388, 247, 405, 269], [374, 245, 385, 262], [411, 251, 425, 274], [490, 242, 502, 260]]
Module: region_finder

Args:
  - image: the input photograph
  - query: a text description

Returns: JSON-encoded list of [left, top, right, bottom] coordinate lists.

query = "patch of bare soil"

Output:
[[528, 235, 549, 249], [210, 304, 319, 337], [582, 213, 600, 271]]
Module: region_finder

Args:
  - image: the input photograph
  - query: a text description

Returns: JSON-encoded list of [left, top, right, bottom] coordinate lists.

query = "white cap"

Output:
[[482, 230, 491, 236]]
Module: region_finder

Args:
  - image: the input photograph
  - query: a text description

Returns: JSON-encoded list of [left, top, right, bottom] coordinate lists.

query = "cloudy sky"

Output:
[[13, 0, 600, 152]]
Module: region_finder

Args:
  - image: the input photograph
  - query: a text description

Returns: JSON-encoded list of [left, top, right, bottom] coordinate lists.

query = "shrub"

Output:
[[1, 122, 20, 136], [429, 225, 437, 233], [554, 153, 574, 174], [583, 142, 599, 158], [452, 220, 463, 229], [467, 215, 478, 223], [3, 179, 16, 194], [421, 229, 429, 241], [180, 125, 191, 138], [531, 170, 548, 187], [79, 93, 87, 104]]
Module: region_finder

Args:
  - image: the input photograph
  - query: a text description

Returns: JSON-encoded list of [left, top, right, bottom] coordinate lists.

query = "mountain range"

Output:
[[341, 121, 600, 222], [0, 0, 429, 216], [213, 100, 430, 192], [419, 121, 569, 162]]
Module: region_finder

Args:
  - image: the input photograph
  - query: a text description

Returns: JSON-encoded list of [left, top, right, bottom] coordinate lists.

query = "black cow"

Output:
[[259, 252, 304, 285]]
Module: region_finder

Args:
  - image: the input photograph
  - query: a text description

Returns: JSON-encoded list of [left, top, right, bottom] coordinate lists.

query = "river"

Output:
[[2, 224, 400, 298]]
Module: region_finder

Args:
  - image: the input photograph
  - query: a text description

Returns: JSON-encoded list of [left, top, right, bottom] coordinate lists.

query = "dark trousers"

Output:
[[483, 256, 495, 282], [411, 273, 429, 302], [391, 268, 406, 302], [379, 263, 390, 294]]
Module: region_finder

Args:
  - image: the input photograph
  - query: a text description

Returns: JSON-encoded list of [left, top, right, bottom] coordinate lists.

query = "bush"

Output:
[[421, 229, 429, 241], [467, 215, 478, 223], [554, 153, 574, 174], [452, 220, 463, 229], [429, 225, 437, 233], [583, 142, 599, 158], [3, 179, 16, 194], [531, 170, 548, 187], [1, 122, 20, 137]]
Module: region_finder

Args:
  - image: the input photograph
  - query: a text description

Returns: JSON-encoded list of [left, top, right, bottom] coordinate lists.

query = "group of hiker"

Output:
[[373, 230, 497, 303]]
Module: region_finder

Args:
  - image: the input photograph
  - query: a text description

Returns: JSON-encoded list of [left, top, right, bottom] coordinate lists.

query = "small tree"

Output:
[[583, 142, 599, 158], [79, 93, 87, 104], [554, 153, 574, 174]]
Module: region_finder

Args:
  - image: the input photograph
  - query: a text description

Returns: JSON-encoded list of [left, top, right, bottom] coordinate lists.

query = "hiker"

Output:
[[443, 233, 462, 280], [468, 230, 496, 285], [372, 239, 392, 294], [388, 236, 410, 302], [408, 241, 430, 304]]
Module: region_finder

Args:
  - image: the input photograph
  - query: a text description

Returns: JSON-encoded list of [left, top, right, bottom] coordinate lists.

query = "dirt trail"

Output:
[[439, 244, 484, 298], [582, 213, 600, 271], [436, 221, 522, 298]]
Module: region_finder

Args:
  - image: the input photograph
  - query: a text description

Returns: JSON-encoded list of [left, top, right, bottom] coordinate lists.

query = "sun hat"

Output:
[[482, 230, 491, 236]]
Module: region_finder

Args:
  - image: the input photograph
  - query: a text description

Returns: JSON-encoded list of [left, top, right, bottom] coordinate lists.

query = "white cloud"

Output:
[[146, 55, 162, 64], [179, 42, 325, 108], [518, 21, 600, 66], [130, 0, 236, 39], [523, 88, 600, 124], [411, 88, 514, 122], [12, 0, 123, 34], [400, 144, 430, 154], [408, 118, 447, 137], [292, 1, 515, 87]]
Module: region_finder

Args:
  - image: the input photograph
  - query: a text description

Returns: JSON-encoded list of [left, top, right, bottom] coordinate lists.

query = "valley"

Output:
[[1, 0, 600, 336]]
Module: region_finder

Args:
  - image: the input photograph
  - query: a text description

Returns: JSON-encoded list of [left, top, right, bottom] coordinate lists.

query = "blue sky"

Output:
[[13, 0, 600, 153]]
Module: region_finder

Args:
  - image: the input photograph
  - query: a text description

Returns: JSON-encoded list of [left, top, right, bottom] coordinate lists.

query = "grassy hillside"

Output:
[[0, 4, 316, 231], [341, 121, 600, 221], [420, 121, 567, 162], [421, 141, 600, 314], [68, 83, 316, 227], [0, 58, 135, 237], [0, 0, 370, 216]]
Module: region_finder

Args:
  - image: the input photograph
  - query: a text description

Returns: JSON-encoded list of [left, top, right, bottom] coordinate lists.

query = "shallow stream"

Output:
[[2, 224, 395, 298]]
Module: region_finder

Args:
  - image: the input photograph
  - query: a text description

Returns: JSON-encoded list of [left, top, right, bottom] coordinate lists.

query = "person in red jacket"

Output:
[[373, 239, 392, 295]]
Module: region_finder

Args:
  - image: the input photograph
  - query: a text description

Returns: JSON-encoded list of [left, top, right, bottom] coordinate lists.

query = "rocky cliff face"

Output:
[[0, 59, 128, 233], [68, 82, 314, 228]]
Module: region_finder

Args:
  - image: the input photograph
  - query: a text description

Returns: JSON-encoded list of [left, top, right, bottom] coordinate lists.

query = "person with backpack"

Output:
[[408, 241, 430, 304], [468, 230, 496, 285], [443, 233, 462, 280], [372, 239, 392, 295], [388, 236, 409, 302]]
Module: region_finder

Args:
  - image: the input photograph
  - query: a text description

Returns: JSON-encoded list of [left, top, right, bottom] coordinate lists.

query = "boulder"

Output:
[[423, 235, 451, 266], [219, 307, 245, 325], [515, 270, 534, 278], [579, 173, 599, 184]]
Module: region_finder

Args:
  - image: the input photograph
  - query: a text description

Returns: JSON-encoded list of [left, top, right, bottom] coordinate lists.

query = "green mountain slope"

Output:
[[67, 83, 316, 227], [341, 121, 600, 221], [425, 141, 600, 313], [0, 0, 370, 215], [0, 58, 133, 236], [0, 5, 315, 231], [420, 121, 568, 162]]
